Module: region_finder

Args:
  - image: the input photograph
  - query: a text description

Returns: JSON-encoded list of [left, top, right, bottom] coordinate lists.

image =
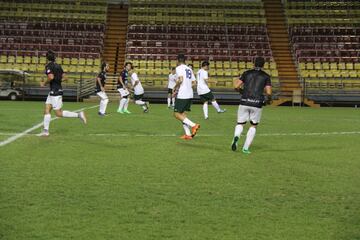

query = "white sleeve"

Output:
[[203, 71, 209, 80]]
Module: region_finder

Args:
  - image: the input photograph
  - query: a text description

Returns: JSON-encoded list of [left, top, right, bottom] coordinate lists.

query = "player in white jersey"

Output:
[[167, 67, 176, 108], [130, 70, 149, 113], [173, 54, 200, 140], [197, 61, 226, 119]]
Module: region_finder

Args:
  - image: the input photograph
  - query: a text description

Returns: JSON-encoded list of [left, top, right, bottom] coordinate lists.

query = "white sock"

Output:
[[43, 114, 51, 131], [62, 110, 79, 118], [234, 124, 244, 138], [203, 102, 208, 119], [135, 100, 145, 105], [99, 99, 109, 114], [243, 127, 256, 150], [172, 98, 175, 106], [124, 98, 129, 110], [119, 98, 126, 111], [167, 98, 171, 107], [182, 123, 191, 136], [212, 101, 221, 112], [183, 118, 195, 127]]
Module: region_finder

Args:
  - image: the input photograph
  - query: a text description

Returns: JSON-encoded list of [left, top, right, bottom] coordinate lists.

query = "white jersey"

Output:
[[130, 72, 144, 95], [176, 64, 195, 99], [197, 69, 211, 95], [168, 73, 177, 89]]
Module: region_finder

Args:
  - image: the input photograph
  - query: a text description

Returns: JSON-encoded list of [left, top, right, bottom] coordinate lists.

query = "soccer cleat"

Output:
[[79, 111, 87, 124], [180, 135, 193, 140], [242, 148, 251, 154], [123, 109, 131, 114], [191, 124, 200, 137], [37, 129, 49, 137], [218, 109, 226, 113], [231, 136, 239, 151], [117, 109, 124, 114], [98, 112, 107, 117]]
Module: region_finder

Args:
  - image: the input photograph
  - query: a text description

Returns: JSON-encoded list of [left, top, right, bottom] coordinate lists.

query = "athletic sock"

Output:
[[62, 111, 79, 118], [182, 123, 191, 136], [172, 97, 175, 106], [167, 98, 171, 107], [135, 100, 145, 105], [243, 127, 256, 150], [100, 98, 109, 114], [183, 118, 196, 127], [234, 124, 244, 138], [212, 101, 221, 112], [124, 98, 130, 110], [43, 114, 51, 131], [203, 102, 208, 119], [119, 98, 126, 111]]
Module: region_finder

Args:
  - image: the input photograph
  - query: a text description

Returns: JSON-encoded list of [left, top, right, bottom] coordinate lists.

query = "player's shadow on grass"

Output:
[[177, 141, 226, 152]]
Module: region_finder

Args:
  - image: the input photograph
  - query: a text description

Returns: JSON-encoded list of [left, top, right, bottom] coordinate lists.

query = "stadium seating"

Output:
[[0, 0, 107, 84], [284, 0, 360, 91], [125, 0, 280, 89]]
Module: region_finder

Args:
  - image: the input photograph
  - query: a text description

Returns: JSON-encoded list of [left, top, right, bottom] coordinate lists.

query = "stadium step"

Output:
[[103, 4, 128, 74], [264, 0, 302, 99]]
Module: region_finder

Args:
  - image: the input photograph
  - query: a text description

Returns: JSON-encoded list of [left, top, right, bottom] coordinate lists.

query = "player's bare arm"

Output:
[[233, 78, 243, 90]]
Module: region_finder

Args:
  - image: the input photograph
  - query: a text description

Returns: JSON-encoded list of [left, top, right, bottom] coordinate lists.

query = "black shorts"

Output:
[[134, 94, 144, 101], [174, 98, 192, 113], [168, 88, 174, 94], [199, 91, 215, 102]]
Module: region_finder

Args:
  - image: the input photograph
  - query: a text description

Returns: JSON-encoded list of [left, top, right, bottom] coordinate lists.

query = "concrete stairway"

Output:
[[103, 4, 128, 75]]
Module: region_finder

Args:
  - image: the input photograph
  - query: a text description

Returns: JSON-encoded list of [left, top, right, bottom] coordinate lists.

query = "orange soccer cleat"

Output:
[[191, 124, 200, 137], [180, 135, 193, 140]]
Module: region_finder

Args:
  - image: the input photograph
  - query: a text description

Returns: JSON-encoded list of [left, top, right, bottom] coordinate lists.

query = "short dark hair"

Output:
[[125, 62, 133, 69], [202, 61, 210, 67], [254, 57, 265, 68], [177, 54, 186, 63], [46, 50, 55, 62], [101, 62, 108, 71]]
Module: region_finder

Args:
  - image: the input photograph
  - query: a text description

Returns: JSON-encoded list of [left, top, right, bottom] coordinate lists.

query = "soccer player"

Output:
[[173, 54, 200, 140], [96, 62, 109, 116], [231, 57, 272, 154], [197, 61, 226, 119], [130, 69, 149, 113], [117, 62, 132, 114], [39, 50, 87, 137], [167, 67, 177, 108]]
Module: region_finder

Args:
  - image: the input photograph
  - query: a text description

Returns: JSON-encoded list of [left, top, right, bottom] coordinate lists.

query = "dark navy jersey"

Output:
[[239, 68, 271, 108], [45, 61, 64, 96], [117, 69, 129, 89], [96, 71, 106, 92]]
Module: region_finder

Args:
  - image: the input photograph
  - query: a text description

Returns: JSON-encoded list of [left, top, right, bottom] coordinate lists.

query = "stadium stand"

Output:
[[124, 0, 280, 91], [284, 0, 360, 96], [0, 0, 107, 85]]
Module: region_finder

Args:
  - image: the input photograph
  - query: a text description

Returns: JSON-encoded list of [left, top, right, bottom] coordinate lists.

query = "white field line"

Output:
[[0, 131, 360, 138], [0, 105, 99, 147]]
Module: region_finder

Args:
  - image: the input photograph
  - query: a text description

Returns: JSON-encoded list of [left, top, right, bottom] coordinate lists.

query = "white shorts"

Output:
[[45, 95, 63, 110], [237, 105, 263, 125], [96, 91, 108, 100], [118, 88, 130, 97]]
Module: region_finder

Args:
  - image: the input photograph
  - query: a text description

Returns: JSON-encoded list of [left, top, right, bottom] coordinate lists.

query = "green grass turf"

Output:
[[0, 101, 360, 240]]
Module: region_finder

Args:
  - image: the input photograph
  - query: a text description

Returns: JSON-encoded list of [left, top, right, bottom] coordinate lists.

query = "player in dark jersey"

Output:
[[96, 62, 109, 116], [117, 62, 132, 114], [38, 50, 87, 137], [231, 57, 272, 154]]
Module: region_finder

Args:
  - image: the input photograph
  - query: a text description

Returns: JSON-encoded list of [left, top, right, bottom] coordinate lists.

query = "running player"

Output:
[[167, 67, 177, 108], [231, 57, 272, 154], [117, 62, 132, 114], [130, 69, 149, 113], [96, 62, 109, 116], [38, 50, 87, 137], [173, 54, 200, 140], [197, 61, 226, 120]]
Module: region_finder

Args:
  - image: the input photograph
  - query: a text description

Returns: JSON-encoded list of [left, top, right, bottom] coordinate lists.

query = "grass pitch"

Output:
[[0, 101, 359, 240]]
